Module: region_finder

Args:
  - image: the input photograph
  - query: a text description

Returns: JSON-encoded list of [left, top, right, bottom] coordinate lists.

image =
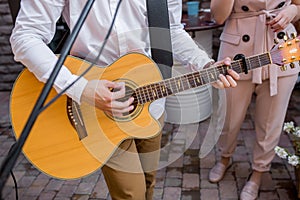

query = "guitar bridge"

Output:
[[66, 97, 88, 140]]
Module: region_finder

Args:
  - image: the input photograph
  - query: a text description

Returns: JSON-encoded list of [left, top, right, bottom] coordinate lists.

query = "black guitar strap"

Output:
[[146, 0, 173, 79]]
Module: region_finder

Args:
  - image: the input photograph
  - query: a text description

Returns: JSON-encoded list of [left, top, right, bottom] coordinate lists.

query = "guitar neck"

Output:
[[135, 52, 271, 104]]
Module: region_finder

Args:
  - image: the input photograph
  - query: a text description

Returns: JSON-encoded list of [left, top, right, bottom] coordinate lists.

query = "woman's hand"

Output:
[[267, 4, 298, 32], [81, 80, 134, 117]]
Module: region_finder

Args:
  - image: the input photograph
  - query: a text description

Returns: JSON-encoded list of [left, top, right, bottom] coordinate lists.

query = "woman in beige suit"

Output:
[[209, 0, 300, 199]]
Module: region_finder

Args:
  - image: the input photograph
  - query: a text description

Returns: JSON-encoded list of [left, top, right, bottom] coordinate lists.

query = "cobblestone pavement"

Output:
[[0, 87, 299, 200]]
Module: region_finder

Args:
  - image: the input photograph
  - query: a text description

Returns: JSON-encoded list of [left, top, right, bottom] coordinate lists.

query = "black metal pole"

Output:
[[0, 0, 96, 197]]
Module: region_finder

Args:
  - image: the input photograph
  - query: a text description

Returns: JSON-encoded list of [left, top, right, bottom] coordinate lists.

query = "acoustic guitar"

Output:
[[10, 34, 300, 179]]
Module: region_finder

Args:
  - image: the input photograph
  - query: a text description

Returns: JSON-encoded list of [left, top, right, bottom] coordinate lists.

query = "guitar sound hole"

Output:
[[111, 85, 138, 116], [107, 80, 142, 122]]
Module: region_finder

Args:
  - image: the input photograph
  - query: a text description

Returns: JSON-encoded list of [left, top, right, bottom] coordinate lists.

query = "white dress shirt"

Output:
[[10, 0, 212, 119]]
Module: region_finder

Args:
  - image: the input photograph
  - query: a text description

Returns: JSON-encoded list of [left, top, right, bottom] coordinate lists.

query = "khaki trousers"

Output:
[[101, 115, 164, 200], [219, 74, 298, 172]]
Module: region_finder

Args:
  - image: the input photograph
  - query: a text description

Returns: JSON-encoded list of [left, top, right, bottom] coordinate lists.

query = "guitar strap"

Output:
[[146, 0, 173, 79]]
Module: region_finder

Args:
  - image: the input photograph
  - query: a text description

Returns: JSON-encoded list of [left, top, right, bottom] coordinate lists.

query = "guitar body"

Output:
[[10, 53, 163, 179]]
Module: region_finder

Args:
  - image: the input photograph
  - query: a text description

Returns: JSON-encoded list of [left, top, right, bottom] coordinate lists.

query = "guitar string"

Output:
[[134, 56, 271, 103], [135, 55, 272, 103], [128, 46, 295, 104], [135, 62, 244, 103]]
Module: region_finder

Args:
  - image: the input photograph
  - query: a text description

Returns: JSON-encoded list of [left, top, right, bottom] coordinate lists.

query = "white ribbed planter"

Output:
[[165, 62, 212, 124], [165, 30, 214, 124]]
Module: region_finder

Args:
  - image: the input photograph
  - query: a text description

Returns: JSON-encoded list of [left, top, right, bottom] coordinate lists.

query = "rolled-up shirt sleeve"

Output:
[[168, 0, 214, 71], [10, 0, 87, 103]]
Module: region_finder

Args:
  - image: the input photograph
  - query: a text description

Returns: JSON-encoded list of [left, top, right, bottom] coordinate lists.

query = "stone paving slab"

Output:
[[0, 88, 299, 199]]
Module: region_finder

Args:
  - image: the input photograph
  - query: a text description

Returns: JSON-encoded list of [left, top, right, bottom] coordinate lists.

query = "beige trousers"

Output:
[[219, 74, 298, 172], [101, 115, 164, 200]]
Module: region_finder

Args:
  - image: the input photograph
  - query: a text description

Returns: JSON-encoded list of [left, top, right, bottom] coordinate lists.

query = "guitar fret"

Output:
[[207, 69, 212, 82], [166, 79, 173, 94], [162, 83, 169, 96], [188, 73, 197, 87], [146, 85, 153, 102], [172, 78, 180, 94], [263, 53, 271, 66], [183, 74, 192, 90], [213, 67, 220, 81], [258, 54, 262, 67], [202, 71, 209, 85], [237, 60, 243, 73], [144, 87, 149, 103], [135, 90, 142, 104], [174, 77, 182, 92], [138, 92, 144, 104], [156, 83, 163, 99], [151, 84, 158, 100], [139, 87, 146, 104], [194, 72, 202, 86], [222, 65, 226, 74], [151, 84, 157, 99], [159, 83, 166, 98], [247, 58, 251, 71], [166, 79, 175, 95], [219, 65, 227, 75]]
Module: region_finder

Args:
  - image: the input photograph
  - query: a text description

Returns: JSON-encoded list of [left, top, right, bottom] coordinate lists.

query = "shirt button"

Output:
[[277, 31, 285, 39], [241, 6, 249, 12], [242, 34, 250, 42]]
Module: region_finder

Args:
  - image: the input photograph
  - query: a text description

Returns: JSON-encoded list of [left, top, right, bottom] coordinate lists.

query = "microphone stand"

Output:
[[0, 0, 95, 197]]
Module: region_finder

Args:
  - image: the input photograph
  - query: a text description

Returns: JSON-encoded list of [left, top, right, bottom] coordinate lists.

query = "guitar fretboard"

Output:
[[134, 52, 271, 104]]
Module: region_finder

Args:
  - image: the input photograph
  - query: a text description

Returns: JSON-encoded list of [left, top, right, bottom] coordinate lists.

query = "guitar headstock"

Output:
[[270, 33, 300, 71]]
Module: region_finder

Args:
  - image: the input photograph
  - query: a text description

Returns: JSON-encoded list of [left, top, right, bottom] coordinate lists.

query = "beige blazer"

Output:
[[217, 0, 300, 96]]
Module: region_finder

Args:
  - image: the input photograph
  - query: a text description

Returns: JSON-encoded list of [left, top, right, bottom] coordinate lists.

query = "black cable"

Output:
[[10, 171, 18, 200]]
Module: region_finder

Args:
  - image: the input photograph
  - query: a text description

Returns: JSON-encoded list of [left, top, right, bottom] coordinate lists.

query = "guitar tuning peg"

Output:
[[274, 38, 279, 44], [291, 32, 297, 39], [290, 63, 295, 69], [283, 35, 288, 42], [280, 65, 287, 71]]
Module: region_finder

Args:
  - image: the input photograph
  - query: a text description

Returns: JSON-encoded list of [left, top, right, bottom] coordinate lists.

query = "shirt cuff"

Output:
[[65, 75, 88, 104]]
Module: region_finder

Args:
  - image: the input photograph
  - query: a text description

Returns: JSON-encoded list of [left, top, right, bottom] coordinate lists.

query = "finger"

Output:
[[104, 80, 122, 88], [111, 97, 134, 110], [274, 18, 285, 29], [226, 75, 237, 87], [227, 69, 240, 80], [214, 57, 231, 67], [211, 80, 224, 89], [223, 57, 231, 65], [267, 15, 280, 26], [218, 74, 230, 88], [110, 103, 135, 117], [111, 83, 126, 100], [272, 18, 287, 32], [113, 105, 134, 115], [111, 88, 126, 100]]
